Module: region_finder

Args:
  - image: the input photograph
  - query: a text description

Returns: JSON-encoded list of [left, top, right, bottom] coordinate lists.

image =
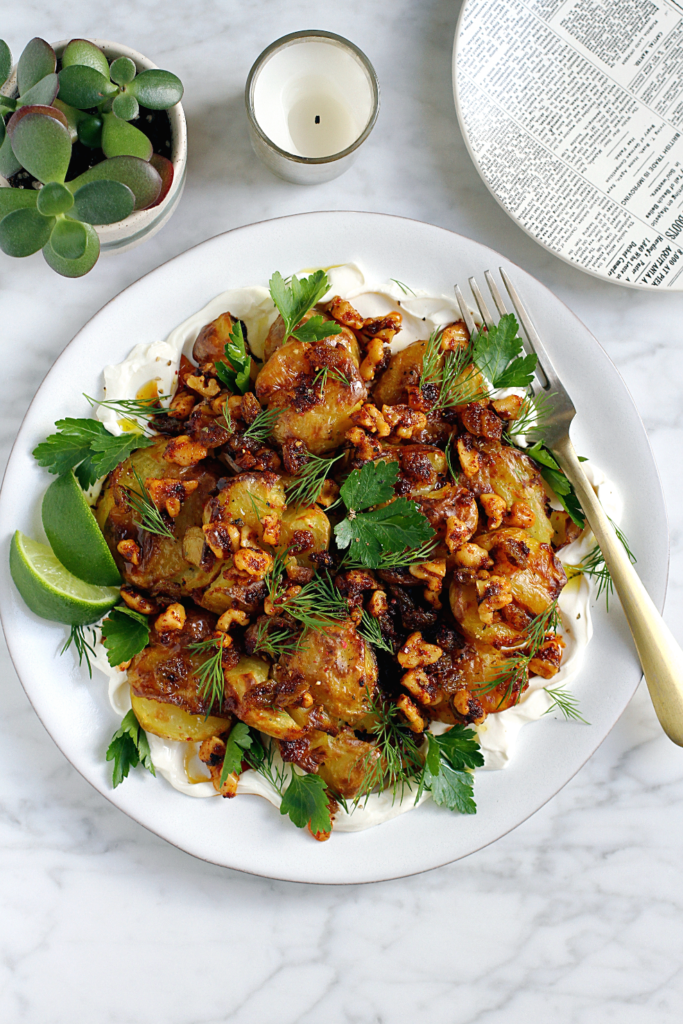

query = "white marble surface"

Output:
[[1, 1, 683, 1021]]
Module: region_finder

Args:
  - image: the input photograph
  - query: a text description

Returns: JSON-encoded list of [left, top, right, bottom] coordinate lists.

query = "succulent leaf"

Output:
[[109, 57, 136, 86], [58, 65, 117, 110], [66, 155, 161, 210], [17, 38, 56, 95], [0, 95, 17, 113], [148, 154, 174, 208], [101, 113, 152, 161], [0, 133, 21, 178], [77, 114, 103, 149], [111, 92, 139, 122], [71, 179, 134, 224], [16, 73, 59, 108], [0, 188, 38, 217], [61, 39, 110, 80], [52, 99, 84, 142], [0, 207, 54, 257], [0, 119, 4, 146], [9, 104, 69, 133], [0, 39, 11, 88], [8, 112, 72, 184], [43, 220, 100, 277], [128, 69, 183, 109], [36, 181, 74, 216], [50, 217, 87, 259]]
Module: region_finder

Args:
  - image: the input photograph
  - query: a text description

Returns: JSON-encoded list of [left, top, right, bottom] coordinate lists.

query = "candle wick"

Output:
[[315, 115, 320, 124]]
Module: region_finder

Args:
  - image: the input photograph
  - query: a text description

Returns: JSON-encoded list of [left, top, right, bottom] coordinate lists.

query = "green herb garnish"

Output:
[[123, 469, 174, 538], [215, 320, 251, 395], [101, 605, 151, 667], [219, 721, 253, 788], [525, 442, 585, 529], [334, 461, 435, 569], [269, 270, 342, 343], [33, 417, 153, 489], [106, 708, 155, 788]]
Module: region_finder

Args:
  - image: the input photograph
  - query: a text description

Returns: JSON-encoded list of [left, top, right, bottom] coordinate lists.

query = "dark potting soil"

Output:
[[5, 106, 173, 191]]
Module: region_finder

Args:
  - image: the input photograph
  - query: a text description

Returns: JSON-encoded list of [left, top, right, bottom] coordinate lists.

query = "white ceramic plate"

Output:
[[0, 212, 668, 884]]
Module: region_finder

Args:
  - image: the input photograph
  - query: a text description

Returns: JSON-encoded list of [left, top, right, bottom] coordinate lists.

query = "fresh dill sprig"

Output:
[[241, 407, 281, 443], [123, 469, 174, 539], [61, 624, 97, 678], [445, 435, 458, 482], [572, 520, 635, 610], [84, 393, 169, 427], [285, 452, 343, 508], [474, 601, 560, 707], [505, 389, 556, 441], [544, 684, 589, 724], [419, 329, 485, 413], [244, 732, 289, 794], [357, 611, 395, 654], [390, 278, 416, 296], [342, 538, 438, 572], [188, 637, 226, 712], [265, 558, 348, 632], [250, 617, 303, 659], [353, 688, 424, 808]]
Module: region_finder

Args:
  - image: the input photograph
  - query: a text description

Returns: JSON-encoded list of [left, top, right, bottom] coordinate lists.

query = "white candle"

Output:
[[246, 31, 379, 184]]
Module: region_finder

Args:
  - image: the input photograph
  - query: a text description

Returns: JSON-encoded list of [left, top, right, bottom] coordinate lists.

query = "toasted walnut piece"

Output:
[[397, 694, 426, 733], [350, 403, 391, 437], [233, 547, 273, 577], [163, 435, 208, 466], [261, 513, 281, 547], [211, 393, 227, 416], [182, 526, 206, 567], [451, 689, 472, 717], [326, 296, 365, 330], [475, 575, 513, 624], [480, 492, 507, 530], [120, 585, 157, 615], [440, 320, 470, 352], [298, 691, 314, 708], [227, 394, 244, 419], [359, 337, 386, 382], [168, 391, 196, 420], [239, 525, 260, 549], [453, 542, 492, 570], [461, 401, 504, 441], [492, 394, 524, 420], [401, 668, 439, 705], [117, 538, 141, 566], [285, 557, 314, 584], [281, 439, 309, 475], [505, 500, 536, 529], [444, 516, 470, 554], [216, 608, 250, 631], [239, 391, 261, 425], [398, 631, 443, 669], [345, 426, 383, 461], [361, 311, 402, 341], [367, 589, 389, 617], [381, 404, 427, 440], [202, 522, 234, 560], [529, 637, 564, 679], [316, 479, 340, 507], [409, 559, 446, 591], [186, 374, 221, 400], [199, 737, 239, 797], [154, 603, 187, 632], [145, 478, 199, 515], [456, 436, 481, 478]]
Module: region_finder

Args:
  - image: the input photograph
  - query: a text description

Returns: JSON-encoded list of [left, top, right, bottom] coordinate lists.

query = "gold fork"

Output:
[[455, 270, 683, 746]]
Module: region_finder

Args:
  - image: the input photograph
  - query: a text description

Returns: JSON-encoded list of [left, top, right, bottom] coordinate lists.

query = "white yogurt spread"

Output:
[[94, 264, 620, 832]]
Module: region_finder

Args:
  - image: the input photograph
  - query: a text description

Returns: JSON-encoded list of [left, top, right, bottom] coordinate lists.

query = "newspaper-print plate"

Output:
[[454, 0, 683, 289]]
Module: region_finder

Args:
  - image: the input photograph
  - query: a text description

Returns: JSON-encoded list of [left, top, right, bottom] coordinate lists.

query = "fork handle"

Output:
[[552, 436, 683, 746]]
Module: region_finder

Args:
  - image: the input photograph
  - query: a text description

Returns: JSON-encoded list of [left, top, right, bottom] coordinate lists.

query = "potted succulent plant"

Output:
[[0, 37, 186, 276]]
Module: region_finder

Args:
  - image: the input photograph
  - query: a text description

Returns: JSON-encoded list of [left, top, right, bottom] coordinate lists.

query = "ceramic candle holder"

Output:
[[245, 30, 379, 185]]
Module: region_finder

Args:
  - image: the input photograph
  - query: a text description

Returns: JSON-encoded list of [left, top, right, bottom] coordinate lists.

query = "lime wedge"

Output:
[[10, 531, 119, 625], [42, 471, 121, 586]]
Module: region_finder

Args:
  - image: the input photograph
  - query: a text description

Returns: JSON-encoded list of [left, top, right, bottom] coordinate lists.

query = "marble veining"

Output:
[[1, 1, 683, 1022]]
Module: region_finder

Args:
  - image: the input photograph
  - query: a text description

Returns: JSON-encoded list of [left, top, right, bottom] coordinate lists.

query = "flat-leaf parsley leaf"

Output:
[[101, 605, 150, 667], [215, 320, 252, 395], [472, 313, 537, 389], [106, 708, 155, 788], [280, 769, 332, 834]]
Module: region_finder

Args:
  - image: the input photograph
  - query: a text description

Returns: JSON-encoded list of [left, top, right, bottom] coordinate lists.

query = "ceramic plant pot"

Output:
[[0, 38, 187, 256]]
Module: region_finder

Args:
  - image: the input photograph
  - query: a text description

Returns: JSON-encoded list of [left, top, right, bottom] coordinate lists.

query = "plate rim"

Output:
[[0, 210, 670, 883], [452, 0, 679, 293]]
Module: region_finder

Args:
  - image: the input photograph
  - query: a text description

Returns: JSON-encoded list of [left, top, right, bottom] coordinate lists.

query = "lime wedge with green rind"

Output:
[[10, 531, 119, 625], [42, 470, 121, 586]]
